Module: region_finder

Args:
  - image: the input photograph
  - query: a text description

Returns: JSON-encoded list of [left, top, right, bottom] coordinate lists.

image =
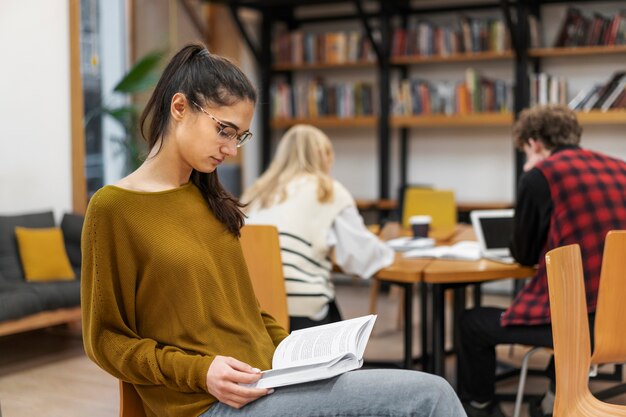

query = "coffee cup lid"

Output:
[[409, 215, 432, 224]]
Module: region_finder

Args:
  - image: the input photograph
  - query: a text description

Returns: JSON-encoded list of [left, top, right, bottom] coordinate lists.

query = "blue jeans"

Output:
[[199, 369, 466, 417]]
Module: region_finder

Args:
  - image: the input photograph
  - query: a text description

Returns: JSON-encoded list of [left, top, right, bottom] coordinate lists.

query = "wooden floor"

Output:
[[0, 279, 624, 416]]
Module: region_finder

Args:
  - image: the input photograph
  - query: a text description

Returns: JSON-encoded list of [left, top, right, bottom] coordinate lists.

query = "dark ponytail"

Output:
[[140, 43, 257, 236]]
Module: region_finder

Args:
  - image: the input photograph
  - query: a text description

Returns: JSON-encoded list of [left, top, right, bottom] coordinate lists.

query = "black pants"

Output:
[[457, 307, 595, 403], [289, 300, 343, 331]]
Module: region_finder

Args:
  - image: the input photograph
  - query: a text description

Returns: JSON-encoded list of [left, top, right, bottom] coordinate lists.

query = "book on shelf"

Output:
[[272, 78, 376, 119], [530, 73, 567, 107], [554, 7, 626, 47], [528, 14, 542, 49], [600, 82, 626, 111], [593, 71, 626, 110], [391, 68, 511, 116], [273, 29, 376, 66], [245, 315, 376, 389], [568, 85, 600, 111], [390, 15, 513, 59], [568, 72, 626, 111]]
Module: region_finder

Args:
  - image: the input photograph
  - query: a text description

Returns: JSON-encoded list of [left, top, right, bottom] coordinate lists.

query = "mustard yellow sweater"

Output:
[[81, 183, 288, 417]]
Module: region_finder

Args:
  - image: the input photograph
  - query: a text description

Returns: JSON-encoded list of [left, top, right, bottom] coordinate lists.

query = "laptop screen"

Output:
[[479, 216, 513, 249]]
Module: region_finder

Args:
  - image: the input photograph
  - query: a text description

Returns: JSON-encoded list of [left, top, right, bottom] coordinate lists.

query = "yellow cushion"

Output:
[[14, 227, 76, 281]]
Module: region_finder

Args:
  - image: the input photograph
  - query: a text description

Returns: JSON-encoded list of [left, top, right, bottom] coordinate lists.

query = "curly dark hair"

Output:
[[513, 104, 582, 150]]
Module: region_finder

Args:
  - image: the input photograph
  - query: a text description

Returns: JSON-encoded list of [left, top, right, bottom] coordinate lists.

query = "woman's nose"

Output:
[[220, 140, 238, 158]]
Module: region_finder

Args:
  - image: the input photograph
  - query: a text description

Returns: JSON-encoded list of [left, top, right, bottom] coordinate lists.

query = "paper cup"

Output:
[[409, 215, 432, 238]]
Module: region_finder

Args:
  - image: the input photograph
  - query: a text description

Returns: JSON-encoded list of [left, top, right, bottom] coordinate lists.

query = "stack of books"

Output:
[[390, 14, 532, 58], [530, 73, 568, 107], [554, 8, 626, 47], [272, 78, 376, 119], [273, 30, 377, 66], [569, 71, 626, 111], [392, 69, 512, 116]]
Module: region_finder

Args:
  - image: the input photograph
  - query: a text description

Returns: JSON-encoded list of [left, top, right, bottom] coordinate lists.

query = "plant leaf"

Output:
[[102, 105, 138, 129], [113, 50, 165, 94]]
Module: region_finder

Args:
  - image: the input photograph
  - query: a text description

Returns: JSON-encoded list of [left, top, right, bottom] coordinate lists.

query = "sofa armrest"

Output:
[[61, 213, 84, 268]]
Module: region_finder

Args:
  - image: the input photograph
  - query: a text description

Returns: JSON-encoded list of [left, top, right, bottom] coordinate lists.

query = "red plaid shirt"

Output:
[[502, 148, 626, 326]]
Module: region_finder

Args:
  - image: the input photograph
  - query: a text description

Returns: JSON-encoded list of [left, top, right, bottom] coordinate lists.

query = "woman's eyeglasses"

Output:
[[191, 100, 253, 147]]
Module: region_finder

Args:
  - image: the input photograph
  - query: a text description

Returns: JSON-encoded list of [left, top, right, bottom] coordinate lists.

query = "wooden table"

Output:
[[424, 259, 535, 380], [373, 254, 430, 369], [374, 224, 535, 376]]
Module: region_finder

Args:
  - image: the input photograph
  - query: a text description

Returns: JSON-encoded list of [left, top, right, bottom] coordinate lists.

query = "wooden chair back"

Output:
[[591, 230, 626, 365], [545, 244, 626, 416], [119, 380, 146, 417], [240, 224, 290, 330], [401, 188, 456, 231]]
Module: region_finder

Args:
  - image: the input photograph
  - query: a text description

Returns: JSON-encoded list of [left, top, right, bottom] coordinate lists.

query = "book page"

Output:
[[271, 315, 375, 369], [252, 355, 360, 389], [403, 241, 480, 260]]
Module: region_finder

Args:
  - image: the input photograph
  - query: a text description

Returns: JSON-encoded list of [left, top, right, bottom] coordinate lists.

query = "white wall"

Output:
[[0, 0, 72, 219]]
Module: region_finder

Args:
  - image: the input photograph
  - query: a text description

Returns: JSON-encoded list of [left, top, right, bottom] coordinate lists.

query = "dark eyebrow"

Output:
[[218, 118, 251, 135], [218, 118, 241, 131]]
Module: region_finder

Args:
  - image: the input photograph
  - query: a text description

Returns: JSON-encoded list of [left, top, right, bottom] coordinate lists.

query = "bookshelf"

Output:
[[271, 116, 377, 129], [577, 110, 626, 125], [529, 45, 626, 58], [528, 2, 626, 119], [391, 50, 514, 65], [219, 0, 626, 214], [273, 60, 375, 71], [392, 112, 513, 128], [271, 113, 520, 129]]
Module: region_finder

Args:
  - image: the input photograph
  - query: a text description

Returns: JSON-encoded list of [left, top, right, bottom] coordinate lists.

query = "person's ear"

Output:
[[170, 93, 187, 122], [528, 138, 542, 153]]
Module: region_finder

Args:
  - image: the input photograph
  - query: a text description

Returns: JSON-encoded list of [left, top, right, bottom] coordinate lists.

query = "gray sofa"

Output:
[[0, 211, 83, 335]]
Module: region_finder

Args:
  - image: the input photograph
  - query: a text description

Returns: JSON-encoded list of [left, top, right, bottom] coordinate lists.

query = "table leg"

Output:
[[402, 282, 414, 369], [453, 286, 467, 392], [432, 283, 445, 376], [452, 286, 466, 350], [420, 281, 429, 373], [473, 283, 482, 307]]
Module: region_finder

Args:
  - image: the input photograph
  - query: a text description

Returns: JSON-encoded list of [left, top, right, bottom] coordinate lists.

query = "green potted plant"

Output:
[[84, 50, 165, 173]]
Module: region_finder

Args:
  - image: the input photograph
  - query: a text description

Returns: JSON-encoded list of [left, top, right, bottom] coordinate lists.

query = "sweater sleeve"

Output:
[[260, 310, 289, 347], [329, 205, 395, 278], [510, 168, 552, 266], [80, 194, 213, 394]]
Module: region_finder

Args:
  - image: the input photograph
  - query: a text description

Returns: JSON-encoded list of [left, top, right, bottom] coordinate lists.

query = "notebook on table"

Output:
[[470, 209, 516, 264]]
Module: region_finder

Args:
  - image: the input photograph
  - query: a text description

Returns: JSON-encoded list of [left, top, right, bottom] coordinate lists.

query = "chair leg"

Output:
[[396, 287, 405, 330], [370, 280, 406, 332], [369, 280, 380, 316], [513, 347, 544, 417]]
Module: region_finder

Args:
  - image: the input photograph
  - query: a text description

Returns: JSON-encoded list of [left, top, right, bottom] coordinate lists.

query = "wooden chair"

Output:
[[401, 187, 456, 232], [119, 380, 146, 417], [545, 243, 626, 416], [513, 230, 626, 417], [370, 187, 456, 328], [590, 230, 626, 366], [240, 224, 290, 330], [119, 225, 289, 416]]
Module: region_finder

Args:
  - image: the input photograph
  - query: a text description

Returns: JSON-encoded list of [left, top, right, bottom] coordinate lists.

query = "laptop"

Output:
[[470, 209, 516, 264]]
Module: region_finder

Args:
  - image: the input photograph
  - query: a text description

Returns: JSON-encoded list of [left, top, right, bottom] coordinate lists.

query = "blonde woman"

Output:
[[242, 124, 394, 331]]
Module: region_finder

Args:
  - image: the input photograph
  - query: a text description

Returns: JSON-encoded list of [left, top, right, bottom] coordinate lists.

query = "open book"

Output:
[[403, 241, 481, 260], [386, 236, 435, 252], [246, 315, 376, 389]]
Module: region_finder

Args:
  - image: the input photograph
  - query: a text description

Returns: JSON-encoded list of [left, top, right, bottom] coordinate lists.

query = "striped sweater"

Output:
[[246, 175, 353, 318]]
